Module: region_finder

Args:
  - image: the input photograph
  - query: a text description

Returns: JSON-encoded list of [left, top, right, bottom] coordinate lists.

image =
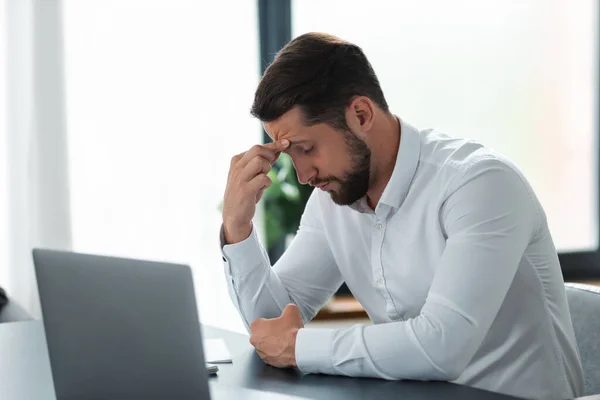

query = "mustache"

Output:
[[311, 177, 339, 186]]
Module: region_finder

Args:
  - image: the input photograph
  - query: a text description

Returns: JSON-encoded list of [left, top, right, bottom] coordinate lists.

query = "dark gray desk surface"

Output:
[[202, 325, 524, 400], [0, 320, 576, 400]]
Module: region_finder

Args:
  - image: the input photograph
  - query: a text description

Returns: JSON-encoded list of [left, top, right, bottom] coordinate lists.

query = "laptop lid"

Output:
[[32, 248, 210, 400]]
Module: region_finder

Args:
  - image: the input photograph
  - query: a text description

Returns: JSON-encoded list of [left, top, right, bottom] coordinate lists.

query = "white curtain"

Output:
[[1, 0, 72, 317]]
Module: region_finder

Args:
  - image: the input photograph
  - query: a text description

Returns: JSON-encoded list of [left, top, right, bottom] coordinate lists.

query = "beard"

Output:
[[313, 132, 372, 206]]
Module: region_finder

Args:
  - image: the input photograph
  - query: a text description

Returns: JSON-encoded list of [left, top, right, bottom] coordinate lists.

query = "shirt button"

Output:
[[375, 223, 383, 229], [376, 278, 383, 284]]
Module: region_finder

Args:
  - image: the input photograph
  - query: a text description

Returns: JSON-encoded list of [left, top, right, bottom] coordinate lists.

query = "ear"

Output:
[[346, 96, 375, 134]]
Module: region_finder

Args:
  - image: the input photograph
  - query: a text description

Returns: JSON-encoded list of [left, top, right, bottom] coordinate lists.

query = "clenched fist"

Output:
[[222, 139, 290, 244], [249, 304, 303, 368]]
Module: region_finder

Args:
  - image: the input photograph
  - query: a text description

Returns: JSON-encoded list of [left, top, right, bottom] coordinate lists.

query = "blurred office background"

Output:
[[0, 0, 598, 333]]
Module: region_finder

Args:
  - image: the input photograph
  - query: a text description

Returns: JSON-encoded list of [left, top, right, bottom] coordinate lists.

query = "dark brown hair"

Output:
[[250, 32, 389, 131]]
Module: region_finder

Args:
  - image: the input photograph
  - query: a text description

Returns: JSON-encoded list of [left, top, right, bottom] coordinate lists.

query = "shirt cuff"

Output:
[[295, 327, 336, 375], [220, 224, 265, 276]]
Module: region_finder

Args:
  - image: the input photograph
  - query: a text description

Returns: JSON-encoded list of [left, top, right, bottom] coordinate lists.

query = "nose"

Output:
[[292, 159, 317, 185]]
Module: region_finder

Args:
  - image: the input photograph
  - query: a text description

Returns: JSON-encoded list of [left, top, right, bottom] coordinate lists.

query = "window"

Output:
[[62, 0, 260, 332], [0, 0, 8, 285], [293, 0, 598, 253]]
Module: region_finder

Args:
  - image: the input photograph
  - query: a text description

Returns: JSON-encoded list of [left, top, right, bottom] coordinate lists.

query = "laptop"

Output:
[[32, 248, 304, 400]]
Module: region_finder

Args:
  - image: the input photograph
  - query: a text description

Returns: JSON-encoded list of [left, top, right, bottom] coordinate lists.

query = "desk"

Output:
[[204, 325, 524, 400], [0, 321, 584, 400]]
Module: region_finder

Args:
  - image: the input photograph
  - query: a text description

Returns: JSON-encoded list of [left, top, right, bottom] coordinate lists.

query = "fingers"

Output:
[[250, 317, 266, 332], [263, 138, 290, 152], [256, 349, 268, 359], [239, 145, 276, 166], [248, 173, 272, 194], [223, 141, 289, 236], [233, 140, 291, 186], [239, 156, 272, 182], [280, 304, 301, 319], [256, 187, 266, 203], [281, 303, 299, 314], [238, 140, 289, 168]]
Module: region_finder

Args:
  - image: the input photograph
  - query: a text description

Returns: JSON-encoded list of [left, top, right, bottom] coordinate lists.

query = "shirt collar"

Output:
[[380, 118, 421, 210], [349, 117, 421, 213]]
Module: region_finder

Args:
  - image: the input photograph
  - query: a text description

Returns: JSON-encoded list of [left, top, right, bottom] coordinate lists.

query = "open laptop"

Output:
[[32, 248, 304, 400]]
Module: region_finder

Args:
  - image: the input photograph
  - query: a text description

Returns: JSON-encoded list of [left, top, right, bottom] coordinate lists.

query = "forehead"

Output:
[[263, 107, 307, 141], [263, 107, 344, 145]]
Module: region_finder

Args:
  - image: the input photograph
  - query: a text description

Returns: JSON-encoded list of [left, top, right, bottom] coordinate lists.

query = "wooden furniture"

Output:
[[314, 280, 600, 320]]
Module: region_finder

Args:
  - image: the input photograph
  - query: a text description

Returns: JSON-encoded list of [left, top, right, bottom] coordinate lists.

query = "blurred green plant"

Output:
[[263, 153, 313, 254]]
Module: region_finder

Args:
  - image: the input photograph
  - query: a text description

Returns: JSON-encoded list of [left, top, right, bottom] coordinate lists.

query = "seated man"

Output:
[[219, 32, 584, 400]]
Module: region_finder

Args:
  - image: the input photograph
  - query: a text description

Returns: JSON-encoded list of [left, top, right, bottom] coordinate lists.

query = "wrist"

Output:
[[223, 221, 252, 244], [290, 328, 299, 367]]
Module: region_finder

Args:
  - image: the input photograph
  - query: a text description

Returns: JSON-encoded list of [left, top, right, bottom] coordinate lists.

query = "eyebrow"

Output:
[[282, 140, 312, 154], [288, 139, 311, 147]]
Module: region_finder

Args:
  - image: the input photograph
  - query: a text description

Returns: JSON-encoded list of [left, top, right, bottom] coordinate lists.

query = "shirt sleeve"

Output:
[[295, 160, 540, 380], [221, 190, 344, 331]]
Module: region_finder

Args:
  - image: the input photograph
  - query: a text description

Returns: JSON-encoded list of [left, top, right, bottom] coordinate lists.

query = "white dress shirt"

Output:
[[221, 118, 584, 400]]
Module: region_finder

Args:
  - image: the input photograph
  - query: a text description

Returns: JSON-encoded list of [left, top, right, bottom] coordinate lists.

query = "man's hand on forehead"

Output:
[[222, 139, 290, 244]]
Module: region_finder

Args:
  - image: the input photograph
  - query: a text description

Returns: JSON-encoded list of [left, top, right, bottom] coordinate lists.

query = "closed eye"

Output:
[[304, 146, 314, 155]]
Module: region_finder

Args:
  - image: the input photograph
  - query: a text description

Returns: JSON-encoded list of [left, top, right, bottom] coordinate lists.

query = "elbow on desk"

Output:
[[428, 357, 465, 382]]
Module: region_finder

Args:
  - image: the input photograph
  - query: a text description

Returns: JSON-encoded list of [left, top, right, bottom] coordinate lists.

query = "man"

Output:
[[219, 32, 584, 399]]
